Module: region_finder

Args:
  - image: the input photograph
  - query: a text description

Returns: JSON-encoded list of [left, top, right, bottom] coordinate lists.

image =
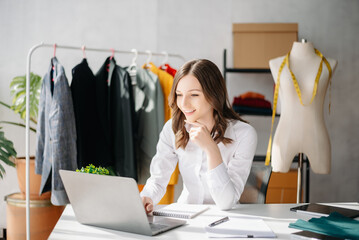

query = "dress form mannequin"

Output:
[[269, 41, 337, 174]]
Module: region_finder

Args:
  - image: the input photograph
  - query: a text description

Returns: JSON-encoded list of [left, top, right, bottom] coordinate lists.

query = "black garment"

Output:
[[95, 57, 137, 180], [94, 58, 114, 168], [71, 59, 99, 168]]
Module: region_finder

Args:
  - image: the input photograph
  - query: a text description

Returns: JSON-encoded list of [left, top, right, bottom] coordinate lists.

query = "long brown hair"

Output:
[[169, 59, 246, 149]]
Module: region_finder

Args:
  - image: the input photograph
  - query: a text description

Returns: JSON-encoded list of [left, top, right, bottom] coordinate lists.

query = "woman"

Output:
[[140, 59, 257, 213]]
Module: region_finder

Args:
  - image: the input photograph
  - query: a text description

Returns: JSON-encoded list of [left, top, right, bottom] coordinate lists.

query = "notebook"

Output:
[[153, 203, 209, 219], [290, 203, 359, 218], [205, 216, 276, 238]]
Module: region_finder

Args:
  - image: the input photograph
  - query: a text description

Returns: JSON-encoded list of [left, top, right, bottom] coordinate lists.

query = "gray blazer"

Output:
[[35, 57, 77, 206], [134, 68, 164, 184]]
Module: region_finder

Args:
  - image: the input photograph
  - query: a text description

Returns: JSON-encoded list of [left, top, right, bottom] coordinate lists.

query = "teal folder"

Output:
[[289, 212, 359, 239]]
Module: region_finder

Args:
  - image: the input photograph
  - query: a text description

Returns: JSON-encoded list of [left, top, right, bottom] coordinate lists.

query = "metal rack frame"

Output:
[[24, 42, 185, 239]]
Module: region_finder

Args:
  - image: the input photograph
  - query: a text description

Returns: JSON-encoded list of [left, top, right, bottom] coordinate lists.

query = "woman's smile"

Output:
[[183, 109, 196, 116]]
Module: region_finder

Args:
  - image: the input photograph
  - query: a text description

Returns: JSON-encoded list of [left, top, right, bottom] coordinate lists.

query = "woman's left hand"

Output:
[[186, 120, 215, 151], [186, 120, 223, 169]]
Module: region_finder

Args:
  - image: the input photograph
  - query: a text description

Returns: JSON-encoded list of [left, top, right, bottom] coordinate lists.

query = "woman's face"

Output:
[[176, 74, 214, 124]]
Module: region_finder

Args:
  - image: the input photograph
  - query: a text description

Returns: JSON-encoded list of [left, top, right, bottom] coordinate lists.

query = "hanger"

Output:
[[129, 49, 138, 84], [160, 51, 168, 69], [107, 48, 115, 72], [129, 49, 138, 70], [81, 45, 86, 59], [53, 43, 57, 57], [51, 43, 57, 90], [52, 43, 56, 72], [109, 48, 115, 60], [145, 50, 152, 68]]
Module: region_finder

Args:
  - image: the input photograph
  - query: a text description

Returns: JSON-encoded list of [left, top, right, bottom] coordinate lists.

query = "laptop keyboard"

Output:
[[149, 223, 169, 232]]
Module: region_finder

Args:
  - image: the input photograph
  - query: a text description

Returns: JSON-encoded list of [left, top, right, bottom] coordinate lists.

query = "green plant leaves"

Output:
[[0, 72, 41, 178], [76, 164, 110, 175], [0, 128, 16, 179], [10, 72, 42, 123]]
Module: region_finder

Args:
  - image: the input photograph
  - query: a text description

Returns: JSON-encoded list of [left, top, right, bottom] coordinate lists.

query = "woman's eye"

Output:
[[177, 94, 182, 97], [191, 94, 199, 97]]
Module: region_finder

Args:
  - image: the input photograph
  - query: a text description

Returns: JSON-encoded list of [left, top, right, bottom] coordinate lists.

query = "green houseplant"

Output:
[[76, 164, 110, 175], [0, 73, 42, 179], [0, 127, 16, 178]]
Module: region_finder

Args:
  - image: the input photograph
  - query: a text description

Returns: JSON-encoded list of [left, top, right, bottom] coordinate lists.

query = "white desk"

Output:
[[49, 203, 359, 239]]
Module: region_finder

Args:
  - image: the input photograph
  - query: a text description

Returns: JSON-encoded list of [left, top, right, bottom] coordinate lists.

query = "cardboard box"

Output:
[[233, 23, 298, 69], [265, 169, 303, 203]]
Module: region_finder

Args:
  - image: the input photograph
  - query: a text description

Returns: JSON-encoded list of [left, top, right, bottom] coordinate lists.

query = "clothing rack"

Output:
[[24, 42, 185, 240]]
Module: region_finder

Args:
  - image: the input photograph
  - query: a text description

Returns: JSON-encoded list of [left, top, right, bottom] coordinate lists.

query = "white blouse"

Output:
[[140, 119, 257, 210]]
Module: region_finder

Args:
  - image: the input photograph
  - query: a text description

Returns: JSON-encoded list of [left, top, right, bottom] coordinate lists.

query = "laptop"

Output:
[[59, 170, 186, 236]]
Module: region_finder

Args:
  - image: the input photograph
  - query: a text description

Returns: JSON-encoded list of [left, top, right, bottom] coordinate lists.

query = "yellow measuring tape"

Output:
[[265, 49, 332, 165]]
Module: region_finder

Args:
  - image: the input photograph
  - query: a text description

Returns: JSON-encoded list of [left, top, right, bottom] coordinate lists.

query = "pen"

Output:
[[208, 216, 229, 227]]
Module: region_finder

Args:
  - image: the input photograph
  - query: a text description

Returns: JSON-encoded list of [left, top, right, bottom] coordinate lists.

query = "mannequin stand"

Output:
[[297, 153, 303, 203]]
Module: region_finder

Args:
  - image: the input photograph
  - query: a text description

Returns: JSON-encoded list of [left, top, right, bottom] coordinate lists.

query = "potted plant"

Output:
[[0, 72, 45, 197], [0, 127, 16, 179], [76, 164, 111, 175]]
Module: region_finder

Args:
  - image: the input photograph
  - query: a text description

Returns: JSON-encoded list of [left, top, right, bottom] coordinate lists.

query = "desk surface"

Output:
[[49, 203, 359, 240]]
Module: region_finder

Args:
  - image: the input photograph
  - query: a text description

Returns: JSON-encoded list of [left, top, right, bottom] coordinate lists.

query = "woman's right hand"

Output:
[[141, 196, 153, 215]]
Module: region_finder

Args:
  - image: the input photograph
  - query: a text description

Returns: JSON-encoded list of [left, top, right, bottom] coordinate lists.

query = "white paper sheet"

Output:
[[205, 216, 276, 238]]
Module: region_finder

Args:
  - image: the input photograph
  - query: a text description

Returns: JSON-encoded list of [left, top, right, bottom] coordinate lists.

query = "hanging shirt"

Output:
[[133, 68, 165, 184], [112, 64, 137, 179], [146, 62, 173, 122], [95, 57, 115, 168], [95, 57, 137, 179], [140, 119, 257, 210], [160, 63, 177, 77], [143, 63, 180, 187], [35, 57, 77, 206], [71, 58, 99, 168]]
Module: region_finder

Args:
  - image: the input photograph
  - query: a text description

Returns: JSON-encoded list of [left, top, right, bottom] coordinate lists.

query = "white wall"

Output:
[[0, 0, 358, 228]]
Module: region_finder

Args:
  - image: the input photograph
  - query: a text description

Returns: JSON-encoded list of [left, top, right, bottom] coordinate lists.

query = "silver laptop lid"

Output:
[[59, 170, 153, 236]]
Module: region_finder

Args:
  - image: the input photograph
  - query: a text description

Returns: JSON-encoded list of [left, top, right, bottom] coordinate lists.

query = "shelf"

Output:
[[235, 110, 280, 117], [232, 105, 280, 117], [253, 155, 308, 163], [223, 49, 271, 82], [226, 68, 271, 73]]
